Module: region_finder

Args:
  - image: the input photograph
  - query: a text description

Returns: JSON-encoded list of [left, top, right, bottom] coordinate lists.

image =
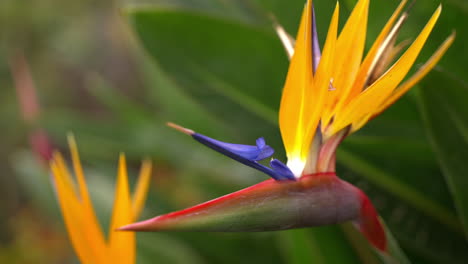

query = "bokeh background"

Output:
[[1, 0, 468, 263]]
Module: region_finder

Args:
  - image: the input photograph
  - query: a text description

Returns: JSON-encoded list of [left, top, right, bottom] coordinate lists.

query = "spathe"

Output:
[[119, 173, 386, 251]]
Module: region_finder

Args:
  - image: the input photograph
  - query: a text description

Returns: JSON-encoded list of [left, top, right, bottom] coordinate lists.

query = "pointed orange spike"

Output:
[[279, 0, 314, 174], [132, 159, 152, 218], [51, 160, 95, 263], [322, 0, 369, 127], [375, 31, 455, 113], [68, 134, 92, 205], [53, 152, 76, 189], [53, 148, 108, 263], [360, 0, 409, 88], [331, 5, 442, 134], [302, 2, 339, 146], [351, 113, 372, 132], [333, 0, 408, 120], [109, 154, 135, 264], [67, 135, 107, 258]]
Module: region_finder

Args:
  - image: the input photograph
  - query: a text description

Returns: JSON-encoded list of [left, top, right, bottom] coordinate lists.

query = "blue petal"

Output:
[[254, 137, 275, 160], [193, 134, 274, 161], [256, 146, 274, 161], [270, 159, 295, 180], [256, 137, 266, 148], [311, 4, 321, 73], [192, 133, 294, 181]]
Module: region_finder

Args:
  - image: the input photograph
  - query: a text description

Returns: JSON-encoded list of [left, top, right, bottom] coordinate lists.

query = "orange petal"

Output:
[[51, 160, 94, 263], [331, 5, 442, 133], [302, 1, 339, 145], [109, 154, 135, 264], [279, 0, 314, 168], [322, 0, 369, 126], [376, 31, 455, 113], [132, 159, 152, 218], [53, 152, 76, 189], [351, 113, 372, 132], [53, 151, 108, 263], [67, 135, 107, 258], [334, 0, 408, 116]]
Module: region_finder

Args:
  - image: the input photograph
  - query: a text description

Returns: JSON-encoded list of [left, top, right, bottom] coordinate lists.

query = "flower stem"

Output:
[[317, 129, 348, 172]]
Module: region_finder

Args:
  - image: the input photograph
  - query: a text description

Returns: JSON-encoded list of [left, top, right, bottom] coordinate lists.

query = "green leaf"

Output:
[[125, 5, 285, 149], [137, 53, 229, 136], [10, 150, 58, 216], [137, 233, 205, 264], [278, 229, 325, 264], [417, 69, 468, 239], [278, 226, 368, 264], [337, 142, 468, 263], [124, 0, 468, 262]]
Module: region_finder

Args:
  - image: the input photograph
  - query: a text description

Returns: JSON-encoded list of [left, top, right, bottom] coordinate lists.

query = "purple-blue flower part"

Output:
[[311, 4, 321, 72], [192, 133, 295, 181], [270, 159, 295, 180]]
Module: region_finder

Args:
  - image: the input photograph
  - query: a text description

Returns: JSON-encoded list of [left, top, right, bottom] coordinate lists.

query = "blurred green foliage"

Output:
[[1, 0, 468, 263]]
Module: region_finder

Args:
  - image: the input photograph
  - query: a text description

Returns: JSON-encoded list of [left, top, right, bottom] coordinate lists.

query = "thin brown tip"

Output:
[[166, 122, 194, 135]]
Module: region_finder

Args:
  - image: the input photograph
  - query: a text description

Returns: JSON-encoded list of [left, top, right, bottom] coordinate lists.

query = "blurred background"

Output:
[[1, 0, 468, 263]]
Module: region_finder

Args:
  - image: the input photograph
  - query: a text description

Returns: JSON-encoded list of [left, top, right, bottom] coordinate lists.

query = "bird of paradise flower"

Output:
[[120, 0, 454, 254], [50, 135, 151, 263]]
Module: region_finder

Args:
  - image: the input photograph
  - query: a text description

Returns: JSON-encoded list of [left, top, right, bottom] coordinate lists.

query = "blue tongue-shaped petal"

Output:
[[270, 159, 295, 180], [167, 123, 294, 181], [255, 137, 275, 161], [256, 137, 266, 148], [192, 134, 273, 161]]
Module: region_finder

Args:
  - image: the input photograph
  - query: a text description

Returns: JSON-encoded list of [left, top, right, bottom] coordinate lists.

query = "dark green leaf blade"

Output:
[[417, 69, 468, 239], [125, 7, 286, 147]]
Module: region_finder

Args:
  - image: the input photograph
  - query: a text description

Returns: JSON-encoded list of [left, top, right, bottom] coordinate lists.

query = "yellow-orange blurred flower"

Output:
[[50, 135, 152, 264]]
